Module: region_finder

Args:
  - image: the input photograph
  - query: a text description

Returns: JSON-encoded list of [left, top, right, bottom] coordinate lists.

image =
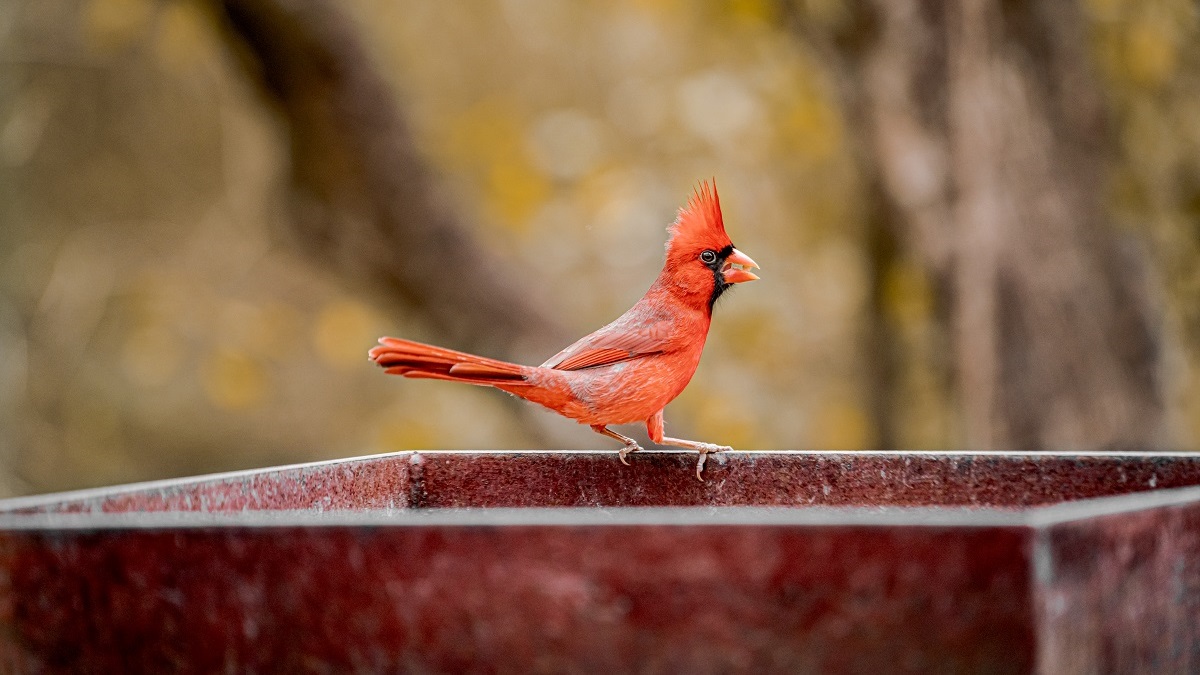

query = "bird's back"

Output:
[[503, 292, 711, 425]]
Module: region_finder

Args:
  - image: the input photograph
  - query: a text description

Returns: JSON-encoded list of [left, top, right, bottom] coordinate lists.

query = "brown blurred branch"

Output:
[[209, 0, 569, 359], [801, 0, 1164, 449]]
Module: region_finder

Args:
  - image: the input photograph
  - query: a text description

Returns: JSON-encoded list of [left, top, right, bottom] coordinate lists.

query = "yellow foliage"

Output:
[[895, 367, 953, 450], [313, 299, 385, 370], [63, 400, 132, 484], [486, 159, 552, 229], [812, 400, 871, 450], [216, 301, 302, 359], [726, 0, 779, 26], [443, 98, 525, 170], [883, 261, 934, 325], [256, 304, 305, 361], [154, 1, 217, 73], [689, 394, 761, 450], [121, 324, 184, 388], [627, 0, 682, 15], [795, 0, 850, 27], [442, 98, 553, 227], [1126, 19, 1178, 87], [375, 418, 441, 451], [84, 0, 154, 53], [1083, 0, 1122, 21], [778, 95, 842, 165], [201, 349, 268, 410]]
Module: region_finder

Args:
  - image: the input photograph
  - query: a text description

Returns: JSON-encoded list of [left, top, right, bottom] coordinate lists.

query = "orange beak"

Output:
[[722, 248, 760, 284]]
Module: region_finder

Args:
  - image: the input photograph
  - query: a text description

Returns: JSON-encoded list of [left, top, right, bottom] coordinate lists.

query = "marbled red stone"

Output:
[[4, 450, 1198, 514], [1, 451, 1199, 673], [0, 521, 1033, 673], [5, 454, 412, 515], [1034, 495, 1200, 673]]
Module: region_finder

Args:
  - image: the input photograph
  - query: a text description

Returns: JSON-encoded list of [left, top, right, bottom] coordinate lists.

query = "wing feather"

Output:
[[541, 310, 675, 371], [552, 347, 645, 371]]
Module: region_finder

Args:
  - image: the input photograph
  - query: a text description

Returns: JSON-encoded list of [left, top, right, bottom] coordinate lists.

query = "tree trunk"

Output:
[[816, 0, 1163, 449], [211, 0, 569, 360]]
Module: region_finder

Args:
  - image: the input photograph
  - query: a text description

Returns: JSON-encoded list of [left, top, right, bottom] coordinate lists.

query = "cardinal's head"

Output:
[[661, 180, 759, 312]]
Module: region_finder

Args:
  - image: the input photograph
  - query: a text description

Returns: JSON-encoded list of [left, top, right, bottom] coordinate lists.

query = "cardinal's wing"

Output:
[[540, 311, 675, 371]]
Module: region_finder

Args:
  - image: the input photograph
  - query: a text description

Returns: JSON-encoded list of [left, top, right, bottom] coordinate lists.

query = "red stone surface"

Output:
[[408, 451, 1200, 509], [1034, 493, 1200, 673], [4, 450, 1198, 514], [0, 520, 1033, 673], [3, 453, 412, 515], [1, 451, 1199, 673]]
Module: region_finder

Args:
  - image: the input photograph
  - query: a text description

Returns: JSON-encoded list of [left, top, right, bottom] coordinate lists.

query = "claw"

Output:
[[694, 444, 731, 482], [618, 443, 641, 466]]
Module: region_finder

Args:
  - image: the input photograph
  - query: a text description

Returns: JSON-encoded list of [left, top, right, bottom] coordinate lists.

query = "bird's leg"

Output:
[[659, 436, 732, 482], [591, 425, 642, 466], [645, 410, 729, 481]]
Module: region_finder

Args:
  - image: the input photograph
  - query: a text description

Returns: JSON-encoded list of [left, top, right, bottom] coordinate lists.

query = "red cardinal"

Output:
[[368, 181, 759, 480]]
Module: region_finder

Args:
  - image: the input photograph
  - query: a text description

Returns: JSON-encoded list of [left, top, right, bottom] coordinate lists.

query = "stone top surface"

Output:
[[3, 450, 1199, 528]]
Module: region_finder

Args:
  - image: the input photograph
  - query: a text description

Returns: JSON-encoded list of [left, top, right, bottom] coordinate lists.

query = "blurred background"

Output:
[[1, 0, 1198, 497]]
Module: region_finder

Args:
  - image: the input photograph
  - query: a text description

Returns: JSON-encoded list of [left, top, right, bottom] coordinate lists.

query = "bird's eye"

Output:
[[700, 250, 717, 264]]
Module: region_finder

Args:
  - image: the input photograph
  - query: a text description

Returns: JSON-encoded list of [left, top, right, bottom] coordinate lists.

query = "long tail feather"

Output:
[[369, 337, 528, 385]]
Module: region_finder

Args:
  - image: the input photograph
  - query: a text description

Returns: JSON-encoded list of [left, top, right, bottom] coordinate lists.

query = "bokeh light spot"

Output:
[[84, 0, 154, 53], [486, 159, 552, 228], [527, 109, 608, 180], [121, 324, 184, 388], [813, 400, 871, 450], [154, 1, 217, 73], [201, 349, 268, 410], [314, 299, 385, 370]]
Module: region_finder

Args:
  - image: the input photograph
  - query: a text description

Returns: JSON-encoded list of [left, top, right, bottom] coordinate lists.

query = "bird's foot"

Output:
[[618, 442, 643, 466], [693, 443, 731, 482]]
